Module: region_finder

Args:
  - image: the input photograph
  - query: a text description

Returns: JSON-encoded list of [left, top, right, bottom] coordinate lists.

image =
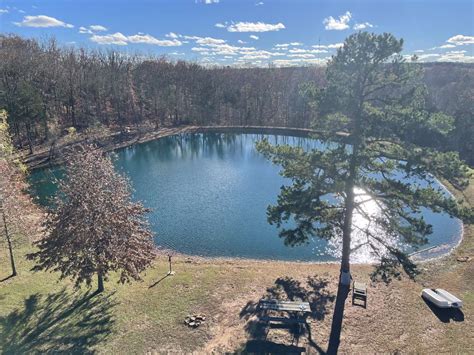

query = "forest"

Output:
[[0, 33, 473, 166]]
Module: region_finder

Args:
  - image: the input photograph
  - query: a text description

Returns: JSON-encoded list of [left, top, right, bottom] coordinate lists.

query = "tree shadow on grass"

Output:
[[0, 274, 16, 283], [239, 276, 336, 354], [0, 288, 117, 354], [326, 283, 349, 355]]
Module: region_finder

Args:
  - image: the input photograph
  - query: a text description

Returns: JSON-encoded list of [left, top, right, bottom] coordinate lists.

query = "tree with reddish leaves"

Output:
[[28, 145, 156, 293], [0, 110, 38, 279]]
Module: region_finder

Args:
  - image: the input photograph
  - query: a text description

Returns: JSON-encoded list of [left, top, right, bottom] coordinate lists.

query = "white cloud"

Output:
[[439, 44, 456, 49], [353, 22, 373, 30], [192, 47, 210, 52], [311, 43, 343, 50], [166, 32, 179, 39], [79, 26, 90, 34], [418, 54, 440, 59], [183, 35, 227, 46], [271, 58, 329, 67], [438, 51, 474, 63], [323, 11, 351, 30], [14, 15, 74, 28], [195, 37, 226, 45], [446, 35, 474, 45], [414, 50, 424, 53], [289, 48, 327, 54], [79, 25, 107, 34], [249, 35, 259, 40], [215, 23, 226, 28], [90, 32, 128, 45], [429, 43, 457, 50], [407, 53, 441, 62], [197, 0, 220, 4], [192, 42, 257, 57], [226, 21, 285, 32], [193, 43, 291, 61], [127, 34, 183, 46], [90, 33, 182, 46], [255, 2, 264, 5], [288, 53, 316, 59], [237, 39, 246, 44], [89, 25, 107, 32], [0, 9, 9, 14], [274, 42, 303, 48], [288, 48, 307, 53], [238, 50, 285, 60], [237, 50, 285, 61]]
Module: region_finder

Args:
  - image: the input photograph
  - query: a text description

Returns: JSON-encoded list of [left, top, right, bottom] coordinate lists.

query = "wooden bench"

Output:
[[352, 281, 367, 308], [258, 299, 311, 325], [260, 316, 307, 324]]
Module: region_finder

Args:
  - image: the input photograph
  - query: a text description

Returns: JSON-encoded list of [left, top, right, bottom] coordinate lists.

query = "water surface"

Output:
[[29, 133, 462, 262]]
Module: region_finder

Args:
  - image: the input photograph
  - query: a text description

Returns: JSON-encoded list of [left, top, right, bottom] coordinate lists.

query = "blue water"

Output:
[[28, 133, 462, 262]]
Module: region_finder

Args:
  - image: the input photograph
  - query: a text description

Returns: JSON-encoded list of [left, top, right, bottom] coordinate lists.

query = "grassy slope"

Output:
[[0, 177, 473, 353]]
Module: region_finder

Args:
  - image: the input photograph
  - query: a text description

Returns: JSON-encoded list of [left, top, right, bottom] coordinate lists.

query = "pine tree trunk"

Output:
[[339, 139, 359, 285], [2, 210, 17, 277], [97, 270, 104, 293], [340, 183, 355, 285], [328, 136, 360, 355]]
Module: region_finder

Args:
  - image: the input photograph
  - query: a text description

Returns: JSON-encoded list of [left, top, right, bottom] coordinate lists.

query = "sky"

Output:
[[0, 0, 473, 67]]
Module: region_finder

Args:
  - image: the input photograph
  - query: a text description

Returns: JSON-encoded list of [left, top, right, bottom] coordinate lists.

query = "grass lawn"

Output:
[[0, 177, 473, 353]]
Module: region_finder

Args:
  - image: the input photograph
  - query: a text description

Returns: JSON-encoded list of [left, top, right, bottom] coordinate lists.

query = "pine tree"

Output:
[[256, 32, 473, 353], [28, 145, 156, 293]]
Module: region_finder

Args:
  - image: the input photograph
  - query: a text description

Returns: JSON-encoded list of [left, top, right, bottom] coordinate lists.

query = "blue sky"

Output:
[[1, 0, 473, 66]]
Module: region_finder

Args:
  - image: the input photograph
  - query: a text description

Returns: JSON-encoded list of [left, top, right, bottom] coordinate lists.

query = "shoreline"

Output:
[[155, 219, 463, 265], [24, 124, 467, 265], [23, 125, 329, 171]]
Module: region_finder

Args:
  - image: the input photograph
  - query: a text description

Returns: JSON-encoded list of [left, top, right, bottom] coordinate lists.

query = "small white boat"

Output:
[[422, 288, 463, 309]]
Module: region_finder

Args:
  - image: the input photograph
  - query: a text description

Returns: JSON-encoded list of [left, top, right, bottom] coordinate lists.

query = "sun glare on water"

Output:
[[325, 187, 401, 263]]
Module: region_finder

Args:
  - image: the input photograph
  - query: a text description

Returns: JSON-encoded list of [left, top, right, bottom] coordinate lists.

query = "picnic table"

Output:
[[258, 299, 311, 325]]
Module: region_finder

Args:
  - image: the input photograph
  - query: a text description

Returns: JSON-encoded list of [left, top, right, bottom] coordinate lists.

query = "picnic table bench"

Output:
[[258, 299, 311, 325]]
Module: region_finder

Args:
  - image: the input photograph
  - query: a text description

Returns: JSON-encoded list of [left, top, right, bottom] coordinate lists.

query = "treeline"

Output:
[[0, 34, 472, 165]]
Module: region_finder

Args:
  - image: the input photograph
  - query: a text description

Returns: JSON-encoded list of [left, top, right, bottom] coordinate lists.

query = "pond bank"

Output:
[[22, 125, 332, 170]]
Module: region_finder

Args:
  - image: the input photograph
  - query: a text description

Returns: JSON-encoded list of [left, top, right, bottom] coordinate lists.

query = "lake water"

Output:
[[29, 133, 462, 262]]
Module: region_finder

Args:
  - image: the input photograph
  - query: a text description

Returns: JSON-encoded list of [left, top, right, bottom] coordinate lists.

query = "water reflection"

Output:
[[325, 188, 399, 263], [28, 133, 462, 262]]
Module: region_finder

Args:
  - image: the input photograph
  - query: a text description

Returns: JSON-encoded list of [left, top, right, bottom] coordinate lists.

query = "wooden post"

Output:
[[167, 254, 175, 276]]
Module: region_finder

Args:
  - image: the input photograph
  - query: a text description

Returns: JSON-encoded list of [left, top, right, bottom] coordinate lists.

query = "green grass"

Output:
[[0, 246, 253, 353]]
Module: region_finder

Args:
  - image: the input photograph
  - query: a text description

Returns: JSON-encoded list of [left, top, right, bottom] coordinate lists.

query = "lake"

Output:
[[28, 132, 462, 262]]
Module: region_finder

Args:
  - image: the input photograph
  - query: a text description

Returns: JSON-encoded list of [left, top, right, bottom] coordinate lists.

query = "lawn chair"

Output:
[[352, 281, 367, 308]]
